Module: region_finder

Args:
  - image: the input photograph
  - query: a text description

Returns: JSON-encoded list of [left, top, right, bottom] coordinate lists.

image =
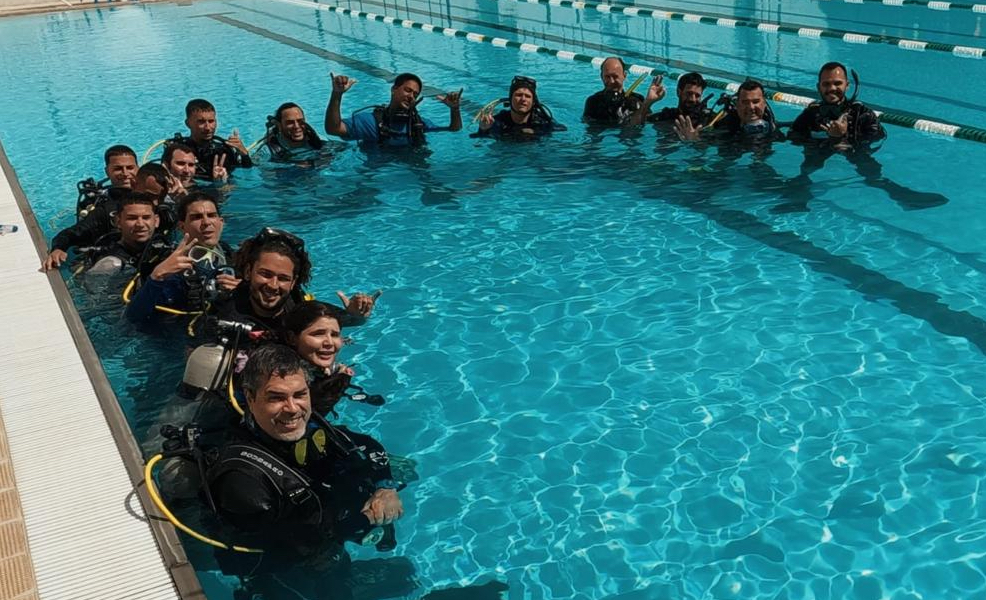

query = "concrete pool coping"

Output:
[[0, 139, 204, 599], [0, 0, 183, 18]]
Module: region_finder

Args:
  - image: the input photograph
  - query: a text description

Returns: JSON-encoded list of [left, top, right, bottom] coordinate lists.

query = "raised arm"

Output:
[[325, 72, 357, 138]]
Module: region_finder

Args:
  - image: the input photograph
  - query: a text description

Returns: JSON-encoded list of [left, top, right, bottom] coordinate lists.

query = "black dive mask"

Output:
[[742, 119, 774, 136]]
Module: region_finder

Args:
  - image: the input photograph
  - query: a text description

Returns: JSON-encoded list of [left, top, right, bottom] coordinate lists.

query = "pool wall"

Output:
[[0, 138, 204, 600]]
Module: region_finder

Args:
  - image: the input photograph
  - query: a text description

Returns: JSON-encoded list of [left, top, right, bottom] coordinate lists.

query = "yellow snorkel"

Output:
[[141, 139, 168, 164], [625, 72, 648, 97]]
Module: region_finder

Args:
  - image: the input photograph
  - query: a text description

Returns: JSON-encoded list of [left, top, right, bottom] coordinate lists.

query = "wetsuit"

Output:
[[52, 187, 129, 254], [789, 100, 886, 149], [787, 99, 944, 210], [53, 191, 176, 257], [647, 105, 715, 127], [262, 123, 326, 162], [582, 90, 645, 126], [125, 241, 235, 327], [206, 416, 397, 573], [474, 107, 565, 139], [169, 135, 253, 181], [84, 233, 170, 276]]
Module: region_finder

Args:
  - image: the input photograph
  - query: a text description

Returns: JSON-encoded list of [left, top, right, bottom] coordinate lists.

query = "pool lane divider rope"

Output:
[[269, 0, 986, 144], [493, 0, 986, 59], [815, 0, 986, 13]]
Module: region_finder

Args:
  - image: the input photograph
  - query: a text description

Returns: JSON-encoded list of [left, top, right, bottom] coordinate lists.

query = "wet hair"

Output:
[[137, 162, 169, 187], [600, 57, 627, 73], [163, 142, 195, 165], [677, 72, 707, 92], [241, 343, 309, 399], [818, 62, 848, 80], [185, 98, 216, 117], [738, 80, 765, 97], [117, 191, 158, 212], [234, 230, 313, 287], [392, 73, 422, 91], [282, 301, 347, 341], [177, 190, 221, 221], [275, 102, 304, 122], [104, 145, 137, 165]]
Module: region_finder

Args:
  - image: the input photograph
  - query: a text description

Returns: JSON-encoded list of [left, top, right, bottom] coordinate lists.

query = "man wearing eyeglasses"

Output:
[[126, 191, 236, 326], [324, 72, 462, 147]]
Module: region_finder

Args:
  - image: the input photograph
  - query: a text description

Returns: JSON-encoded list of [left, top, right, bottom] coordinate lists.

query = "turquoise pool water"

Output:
[[2, 0, 986, 598]]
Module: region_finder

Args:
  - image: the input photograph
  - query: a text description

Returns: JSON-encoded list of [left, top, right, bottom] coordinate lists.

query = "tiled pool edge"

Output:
[[0, 139, 205, 600], [0, 405, 39, 600]]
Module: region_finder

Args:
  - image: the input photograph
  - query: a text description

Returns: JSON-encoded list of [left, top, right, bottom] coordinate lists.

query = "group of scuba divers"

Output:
[[35, 57, 941, 597]]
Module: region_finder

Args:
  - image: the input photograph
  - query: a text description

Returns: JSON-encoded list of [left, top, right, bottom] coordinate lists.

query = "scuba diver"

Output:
[[161, 142, 198, 199], [256, 102, 328, 163], [641, 72, 716, 129], [474, 76, 566, 139], [787, 62, 948, 211], [324, 72, 463, 147], [204, 227, 377, 336], [125, 192, 238, 328], [82, 192, 169, 276], [43, 163, 174, 271], [206, 345, 404, 568], [144, 344, 407, 599], [281, 300, 385, 416], [161, 99, 253, 182], [73, 144, 138, 221], [582, 57, 648, 127]]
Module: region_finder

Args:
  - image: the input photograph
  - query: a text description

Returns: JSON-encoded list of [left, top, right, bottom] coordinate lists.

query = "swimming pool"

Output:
[[1, 0, 986, 597]]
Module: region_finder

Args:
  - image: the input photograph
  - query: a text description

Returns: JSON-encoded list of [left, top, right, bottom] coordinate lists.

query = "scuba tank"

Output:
[[178, 319, 253, 398], [75, 177, 110, 221]]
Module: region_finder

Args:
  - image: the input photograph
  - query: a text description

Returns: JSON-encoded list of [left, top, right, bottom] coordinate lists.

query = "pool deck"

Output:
[[0, 140, 204, 599]]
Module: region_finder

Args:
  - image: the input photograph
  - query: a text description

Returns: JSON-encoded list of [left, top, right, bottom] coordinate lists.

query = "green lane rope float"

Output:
[[813, 0, 986, 13], [269, 0, 986, 144], [493, 0, 985, 59]]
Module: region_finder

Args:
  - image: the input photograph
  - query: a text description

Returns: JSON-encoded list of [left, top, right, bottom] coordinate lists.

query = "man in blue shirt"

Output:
[[324, 72, 462, 147]]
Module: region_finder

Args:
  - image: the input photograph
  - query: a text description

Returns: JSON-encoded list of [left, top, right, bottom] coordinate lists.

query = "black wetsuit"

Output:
[[53, 191, 176, 255], [263, 123, 326, 162], [786, 99, 945, 211], [84, 233, 170, 277], [582, 90, 644, 126], [206, 417, 396, 573], [647, 105, 715, 127], [789, 100, 885, 149], [474, 107, 565, 139], [169, 135, 254, 181]]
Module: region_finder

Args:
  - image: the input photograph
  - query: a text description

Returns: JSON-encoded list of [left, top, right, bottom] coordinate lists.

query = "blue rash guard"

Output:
[[342, 110, 446, 147]]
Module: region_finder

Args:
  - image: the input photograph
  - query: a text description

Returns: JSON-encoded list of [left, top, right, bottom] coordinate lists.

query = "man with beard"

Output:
[[785, 62, 946, 211], [637, 72, 714, 129], [324, 72, 462, 147], [206, 227, 377, 334], [259, 102, 327, 163]]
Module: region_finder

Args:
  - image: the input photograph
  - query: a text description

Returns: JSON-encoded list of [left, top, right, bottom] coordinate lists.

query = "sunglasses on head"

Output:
[[255, 227, 305, 253], [511, 75, 537, 92]]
